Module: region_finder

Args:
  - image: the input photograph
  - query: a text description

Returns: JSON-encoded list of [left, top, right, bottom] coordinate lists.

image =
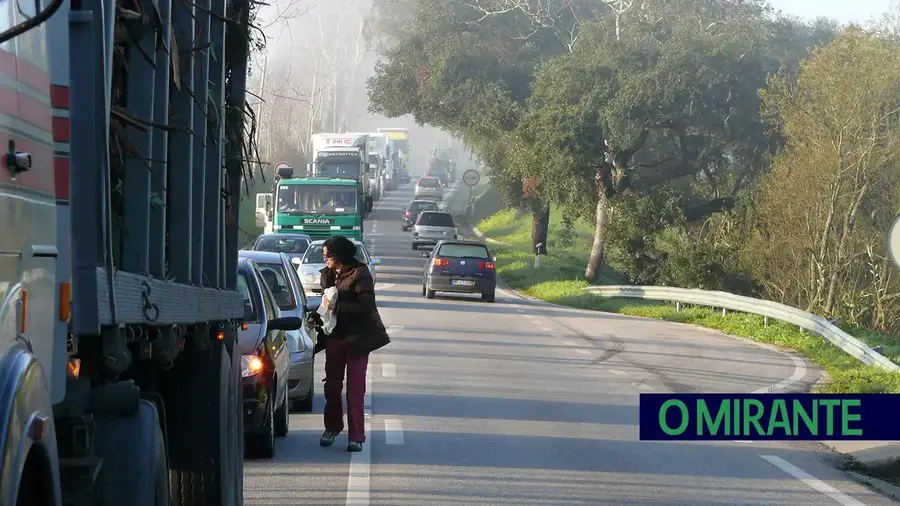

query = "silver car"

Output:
[[292, 239, 380, 296], [413, 176, 443, 201], [412, 211, 458, 250], [239, 250, 316, 412]]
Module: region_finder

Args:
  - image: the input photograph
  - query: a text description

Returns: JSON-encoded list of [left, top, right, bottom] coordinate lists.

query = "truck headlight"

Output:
[[241, 355, 264, 377]]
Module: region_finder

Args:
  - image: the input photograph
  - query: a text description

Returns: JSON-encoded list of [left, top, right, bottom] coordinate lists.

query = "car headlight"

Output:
[[241, 355, 264, 377], [303, 273, 316, 282]]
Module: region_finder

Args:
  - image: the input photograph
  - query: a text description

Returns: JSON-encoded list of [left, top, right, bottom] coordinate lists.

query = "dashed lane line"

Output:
[[384, 419, 405, 445]]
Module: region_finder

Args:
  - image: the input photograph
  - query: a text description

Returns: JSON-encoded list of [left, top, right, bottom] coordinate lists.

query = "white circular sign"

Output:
[[889, 215, 900, 270], [463, 169, 480, 187], [273, 161, 292, 171]]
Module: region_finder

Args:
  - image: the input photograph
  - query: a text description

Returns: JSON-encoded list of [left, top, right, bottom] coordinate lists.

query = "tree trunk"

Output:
[[531, 202, 549, 255], [584, 183, 609, 281]]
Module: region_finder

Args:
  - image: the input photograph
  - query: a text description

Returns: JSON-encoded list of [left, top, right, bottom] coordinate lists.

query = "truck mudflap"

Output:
[[0, 339, 62, 506]]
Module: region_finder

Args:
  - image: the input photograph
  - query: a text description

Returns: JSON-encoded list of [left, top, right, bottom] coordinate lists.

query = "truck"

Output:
[[377, 127, 410, 175], [349, 132, 392, 195], [308, 133, 373, 216], [0, 0, 282, 504], [429, 148, 457, 184], [270, 176, 364, 241]]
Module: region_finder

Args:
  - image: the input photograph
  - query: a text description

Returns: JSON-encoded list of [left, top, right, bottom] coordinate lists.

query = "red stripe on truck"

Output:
[[0, 49, 50, 95]]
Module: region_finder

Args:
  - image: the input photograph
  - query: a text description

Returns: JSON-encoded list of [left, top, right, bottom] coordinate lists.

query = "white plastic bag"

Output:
[[317, 286, 338, 335]]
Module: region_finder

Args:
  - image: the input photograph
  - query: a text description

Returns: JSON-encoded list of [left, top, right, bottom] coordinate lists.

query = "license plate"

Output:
[[451, 280, 475, 286], [426, 230, 440, 235]]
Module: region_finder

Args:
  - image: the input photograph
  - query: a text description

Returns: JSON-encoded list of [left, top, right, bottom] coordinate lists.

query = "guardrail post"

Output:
[[675, 302, 681, 312], [763, 316, 768, 327], [721, 308, 727, 317]]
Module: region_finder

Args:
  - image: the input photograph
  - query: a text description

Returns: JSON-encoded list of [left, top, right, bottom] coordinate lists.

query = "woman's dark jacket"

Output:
[[313, 259, 390, 357]]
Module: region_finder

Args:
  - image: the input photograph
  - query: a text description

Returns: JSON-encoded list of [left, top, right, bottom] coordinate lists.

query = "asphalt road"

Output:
[[243, 181, 894, 506]]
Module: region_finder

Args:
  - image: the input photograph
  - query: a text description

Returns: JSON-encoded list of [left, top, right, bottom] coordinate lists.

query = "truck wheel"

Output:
[[92, 399, 170, 506], [164, 338, 241, 506]]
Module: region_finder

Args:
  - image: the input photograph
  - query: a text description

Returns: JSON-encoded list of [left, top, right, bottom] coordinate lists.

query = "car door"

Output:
[[256, 269, 290, 406], [281, 257, 315, 354]]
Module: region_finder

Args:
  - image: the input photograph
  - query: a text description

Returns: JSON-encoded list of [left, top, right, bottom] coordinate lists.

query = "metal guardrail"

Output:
[[581, 285, 899, 372]]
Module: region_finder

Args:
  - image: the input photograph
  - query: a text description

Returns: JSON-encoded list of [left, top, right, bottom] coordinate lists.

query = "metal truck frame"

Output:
[[0, 0, 255, 503]]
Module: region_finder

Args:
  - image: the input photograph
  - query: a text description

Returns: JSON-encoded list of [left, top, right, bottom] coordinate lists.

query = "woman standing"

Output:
[[314, 235, 390, 452]]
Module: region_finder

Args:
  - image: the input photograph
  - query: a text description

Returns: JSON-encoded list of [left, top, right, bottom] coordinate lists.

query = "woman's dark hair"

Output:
[[323, 235, 358, 265]]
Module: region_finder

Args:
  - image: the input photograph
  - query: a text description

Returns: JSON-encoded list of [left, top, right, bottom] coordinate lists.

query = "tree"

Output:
[[747, 28, 900, 330], [514, 0, 782, 280]]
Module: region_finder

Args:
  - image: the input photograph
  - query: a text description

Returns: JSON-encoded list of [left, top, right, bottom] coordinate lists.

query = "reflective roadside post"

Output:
[[889, 215, 900, 270]]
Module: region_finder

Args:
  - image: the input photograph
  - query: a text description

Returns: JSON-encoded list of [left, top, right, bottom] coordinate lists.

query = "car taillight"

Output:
[[433, 258, 449, 267], [405, 210, 411, 218], [478, 261, 495, 270]]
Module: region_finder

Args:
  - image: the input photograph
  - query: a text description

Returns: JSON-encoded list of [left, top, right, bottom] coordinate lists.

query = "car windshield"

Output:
[[253, 235, 310, 254], [418, 178, 440, 188], [410, 201, 439, 213], [437, 244, 490, 259], [276, 184, 358, 214], [316, 160, 361, 179], [256, 263, 296, 310], [303, 244, 369, 264], [237, 271, 261, 323], [417, 212, 455, 227]]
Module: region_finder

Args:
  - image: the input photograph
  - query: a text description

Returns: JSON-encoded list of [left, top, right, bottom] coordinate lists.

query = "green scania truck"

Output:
[[272, 176, 364, 241]]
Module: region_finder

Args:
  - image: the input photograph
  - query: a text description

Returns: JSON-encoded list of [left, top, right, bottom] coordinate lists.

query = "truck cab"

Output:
[[272, 178, 364, 241]]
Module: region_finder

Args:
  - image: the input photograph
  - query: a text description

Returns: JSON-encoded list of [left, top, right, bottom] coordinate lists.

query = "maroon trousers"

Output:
[[323, 338, 369, 442]]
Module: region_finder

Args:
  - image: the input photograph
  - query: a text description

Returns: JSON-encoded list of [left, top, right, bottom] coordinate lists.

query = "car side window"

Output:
[[256, 269, 279, 320]]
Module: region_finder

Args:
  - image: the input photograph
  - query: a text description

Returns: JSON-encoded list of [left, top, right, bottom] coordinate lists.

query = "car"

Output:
[[427, 168, 449, 187], [240, 250, 317, 413], [395, 168, 411, 184], [414, 176, 443, 201], [292, 239, 381, 296], [401, 199, 440, 231], [236, 257, 302, 458], [412, 211, 457, 250], [252, 233, 313, 265], [421, 240, 497, 302]]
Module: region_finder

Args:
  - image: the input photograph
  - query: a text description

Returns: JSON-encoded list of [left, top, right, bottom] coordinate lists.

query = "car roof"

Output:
[[239, 250, 288, 264], [434, 239, 488, 248], [256, 233, 311, 240], [419, 210, 451, 215], [409, 199, 438, 205], [308, 239, 366, 246]]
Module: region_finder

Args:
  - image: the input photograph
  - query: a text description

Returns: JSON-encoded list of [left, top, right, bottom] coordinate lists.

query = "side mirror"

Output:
[[420, 252, 429, 258], [370, 258, 381, 266], [492, 256, 497, 262], [268, 316, 304, 331], [291, 257, 302, 266]]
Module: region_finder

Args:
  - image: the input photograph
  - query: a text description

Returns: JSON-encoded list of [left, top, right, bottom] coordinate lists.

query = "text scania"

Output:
[[303, 218, 332, 224], [658, 398, 863, 437]]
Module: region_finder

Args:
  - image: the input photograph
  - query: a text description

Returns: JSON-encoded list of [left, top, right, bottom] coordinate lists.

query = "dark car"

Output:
[[421, 240, 497, 302], [401, 199, 440, 231], [236, 257, 303, 458], [239, 250, 316, 412], [395, 168, 411, 184], [252, 233, 313, 265]]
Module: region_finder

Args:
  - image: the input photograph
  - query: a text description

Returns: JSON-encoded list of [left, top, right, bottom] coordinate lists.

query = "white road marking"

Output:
[[523, 314, 534, 319], [364, 376, 372, 407], [752, 355, 807, 394], [540, 326, 553, 332], [574, 349, 591, 356], [381, 363, 396, 378], [638, 383, 654, 391], [346, 413, 371, 505], [760, 455, 868, 506], [516, 308, 526, 313], [610, 369, 627, 376], [562, 340, 576, 346], [385, 324, 405, 334], [384, 419, 405, 445]]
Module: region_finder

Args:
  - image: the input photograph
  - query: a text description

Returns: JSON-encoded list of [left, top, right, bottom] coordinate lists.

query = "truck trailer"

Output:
[[0, 0, 281, 504]]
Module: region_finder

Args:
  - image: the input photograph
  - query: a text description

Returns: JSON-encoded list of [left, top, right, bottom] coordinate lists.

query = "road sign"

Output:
[[889, 215, 900, 270], [463, 169, 480, 187], [273, 162, 292, 171]]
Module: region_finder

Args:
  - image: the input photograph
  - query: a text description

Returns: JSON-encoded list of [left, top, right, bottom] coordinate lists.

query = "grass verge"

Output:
[[474, 207, 900, 394]]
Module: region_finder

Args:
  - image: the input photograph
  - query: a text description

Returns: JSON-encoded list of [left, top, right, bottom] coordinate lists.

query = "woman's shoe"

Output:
[[347, 441, 363, 452], [320, 431, 337, 447]]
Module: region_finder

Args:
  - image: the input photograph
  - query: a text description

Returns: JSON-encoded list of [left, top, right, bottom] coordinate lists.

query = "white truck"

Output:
[[308, 133, 374, 215], [348, 132, 393, 198]]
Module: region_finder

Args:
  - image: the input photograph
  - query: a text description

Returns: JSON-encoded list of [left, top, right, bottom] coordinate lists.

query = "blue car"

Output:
[[421, 240, 497, 303]]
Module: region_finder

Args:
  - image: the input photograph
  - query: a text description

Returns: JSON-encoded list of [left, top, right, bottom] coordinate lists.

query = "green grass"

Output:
[[475, 208, 900, 394]]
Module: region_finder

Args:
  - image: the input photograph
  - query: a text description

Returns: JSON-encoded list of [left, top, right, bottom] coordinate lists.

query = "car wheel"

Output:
[[426, 287, 436, 299], [412, 243, 417, 250], [246, 393, 275, 458], [482, 291, 495, 303], [274, 393, 289, 437], [421, 282, 427, 296], [293, 382, 314, 413], [401, 224, 407, 231]]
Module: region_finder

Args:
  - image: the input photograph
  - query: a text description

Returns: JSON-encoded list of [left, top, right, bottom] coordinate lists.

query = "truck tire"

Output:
[[164, 338, 241, 506], [93, 399, 169, 506]]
